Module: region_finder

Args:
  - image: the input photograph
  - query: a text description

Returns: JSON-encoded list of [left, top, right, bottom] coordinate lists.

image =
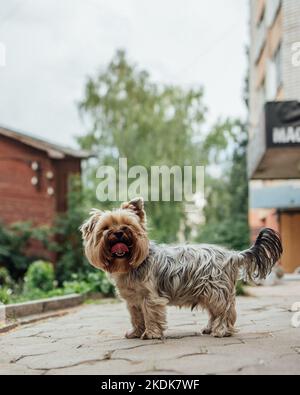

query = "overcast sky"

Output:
[[0, 0, 249, 148]]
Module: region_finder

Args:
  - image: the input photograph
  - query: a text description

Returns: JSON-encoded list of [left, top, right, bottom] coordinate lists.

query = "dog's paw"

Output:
[[141, 330, 163, 340], [211, 330, 233, 338], [125, 329, 144, 339], [201, 327, 212, 335]]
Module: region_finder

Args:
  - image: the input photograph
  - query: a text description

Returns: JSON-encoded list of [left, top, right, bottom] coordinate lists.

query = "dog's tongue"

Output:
[[111, 243, 129, 255]]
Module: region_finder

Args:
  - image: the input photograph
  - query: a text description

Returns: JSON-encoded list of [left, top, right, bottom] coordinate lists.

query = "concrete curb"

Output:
[[0, 310, 72, 334], [4, 294, 84, 320]]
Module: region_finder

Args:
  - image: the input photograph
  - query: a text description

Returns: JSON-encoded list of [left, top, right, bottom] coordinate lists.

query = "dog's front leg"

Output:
[[125, 304, 145, 339], [140, 298, 167, 340]]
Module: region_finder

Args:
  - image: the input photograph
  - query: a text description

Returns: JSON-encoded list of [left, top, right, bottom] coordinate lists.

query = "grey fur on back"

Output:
[[124, 242, 238, 308], [121, 228, 282, 309]]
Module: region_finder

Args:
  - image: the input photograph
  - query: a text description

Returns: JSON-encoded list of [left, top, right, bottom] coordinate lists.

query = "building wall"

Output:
[[0, 135, 56, 225], [282, 0, 300, 101], [249, 0, 284, 137], [248, 0, 300, 272], [249, 0, 300, 131], [53, 159, 81, 213], [0, 135, 81, 226]]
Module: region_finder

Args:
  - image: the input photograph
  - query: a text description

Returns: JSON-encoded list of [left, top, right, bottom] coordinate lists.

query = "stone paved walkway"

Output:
[[0, 281, 299, 375]]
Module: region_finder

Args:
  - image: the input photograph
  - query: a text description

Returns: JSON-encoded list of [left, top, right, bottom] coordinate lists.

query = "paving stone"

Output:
[[0, 281, 299, 375]]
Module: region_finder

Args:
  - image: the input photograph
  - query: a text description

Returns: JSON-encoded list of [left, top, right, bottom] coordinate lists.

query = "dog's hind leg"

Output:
[[210, 300, 237, 338], [225, 301, 237, 336], [201, 309, 216, 335]]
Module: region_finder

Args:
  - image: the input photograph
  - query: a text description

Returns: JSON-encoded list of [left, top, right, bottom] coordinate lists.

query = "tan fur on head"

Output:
[[121, 197, 146, 225], [80, 198, 149, 274]]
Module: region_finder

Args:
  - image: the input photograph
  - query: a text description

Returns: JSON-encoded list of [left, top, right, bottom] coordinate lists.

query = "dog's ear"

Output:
[[80, 209, 103, 240], [121, 197, 146, 224]]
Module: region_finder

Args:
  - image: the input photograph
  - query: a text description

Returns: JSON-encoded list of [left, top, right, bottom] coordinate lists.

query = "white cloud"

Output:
[[0, 0, 248, 147]]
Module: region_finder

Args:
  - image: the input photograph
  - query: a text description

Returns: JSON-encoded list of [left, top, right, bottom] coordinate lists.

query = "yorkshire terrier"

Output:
[[81, 197, 282, 340]]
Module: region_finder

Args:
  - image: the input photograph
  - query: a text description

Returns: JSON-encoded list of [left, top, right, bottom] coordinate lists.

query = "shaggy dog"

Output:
[[81, 197, 283, 339]]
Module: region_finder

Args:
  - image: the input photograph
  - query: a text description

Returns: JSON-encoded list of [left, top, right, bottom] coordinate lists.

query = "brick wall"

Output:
[[0, 135, 81, 226]]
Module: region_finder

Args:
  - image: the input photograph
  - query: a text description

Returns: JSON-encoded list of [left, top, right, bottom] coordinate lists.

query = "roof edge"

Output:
[[0, 124, 93, 159]]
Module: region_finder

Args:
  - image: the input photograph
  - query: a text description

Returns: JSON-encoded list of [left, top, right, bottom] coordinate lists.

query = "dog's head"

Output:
[[80, 197, 149, 274]]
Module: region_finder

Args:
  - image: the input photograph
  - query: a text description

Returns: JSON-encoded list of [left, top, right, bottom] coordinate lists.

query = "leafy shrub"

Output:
[[62, 271, 115, 296], [24, 261, 55, 293], [0, 267, 13, 287], [85, 271, 115, 295], [62, 279, 91, 295], [0, 286, 12, 304], [0, 222, 50, 280]]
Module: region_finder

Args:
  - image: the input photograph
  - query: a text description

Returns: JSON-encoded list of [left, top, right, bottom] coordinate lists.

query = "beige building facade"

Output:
[[248, 0, 300, 273]]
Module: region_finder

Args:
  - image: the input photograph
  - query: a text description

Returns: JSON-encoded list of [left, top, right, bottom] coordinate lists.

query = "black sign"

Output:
[[265, 101, 300, 148]]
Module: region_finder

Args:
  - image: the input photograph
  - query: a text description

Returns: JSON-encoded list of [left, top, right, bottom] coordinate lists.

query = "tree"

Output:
[[78, 50, 207, 243], [197, 119, 250, 251]]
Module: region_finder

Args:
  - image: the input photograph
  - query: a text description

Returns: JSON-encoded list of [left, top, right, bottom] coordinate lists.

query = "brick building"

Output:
[[0, 126, 90, 226], [248, 0, 300, 273]]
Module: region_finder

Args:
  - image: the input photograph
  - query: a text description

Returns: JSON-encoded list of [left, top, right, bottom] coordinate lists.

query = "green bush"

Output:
[[0, 222, 50, 280], [62, 279, 91, 295], [0, 286, 12, 304], [62, 271, 115, 297], [0, 267, 13, 287], [24, 261, 55, 293], [86, 271, 115, 295]]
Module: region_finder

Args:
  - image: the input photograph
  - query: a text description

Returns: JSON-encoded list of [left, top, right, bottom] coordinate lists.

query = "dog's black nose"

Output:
[[115, 231, 124, 240]]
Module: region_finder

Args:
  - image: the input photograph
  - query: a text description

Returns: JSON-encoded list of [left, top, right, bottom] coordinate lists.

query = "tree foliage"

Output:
[[78, 50, 208, 242], [197, 119, 250, 250], [78, 51, 249, 246]]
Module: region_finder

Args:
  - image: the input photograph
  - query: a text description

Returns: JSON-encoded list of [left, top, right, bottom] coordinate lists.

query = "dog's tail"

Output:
[[236, 228, 283, 281]]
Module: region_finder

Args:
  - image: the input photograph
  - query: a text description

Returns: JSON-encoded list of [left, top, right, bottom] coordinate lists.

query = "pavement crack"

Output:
[[39, 358, 112, 370], [10, 351, 56, 364], [111, 342, 162, 352], [11, 331, 45, 339], [165, 333, 200, 340], [178, 350, 208, 359]]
